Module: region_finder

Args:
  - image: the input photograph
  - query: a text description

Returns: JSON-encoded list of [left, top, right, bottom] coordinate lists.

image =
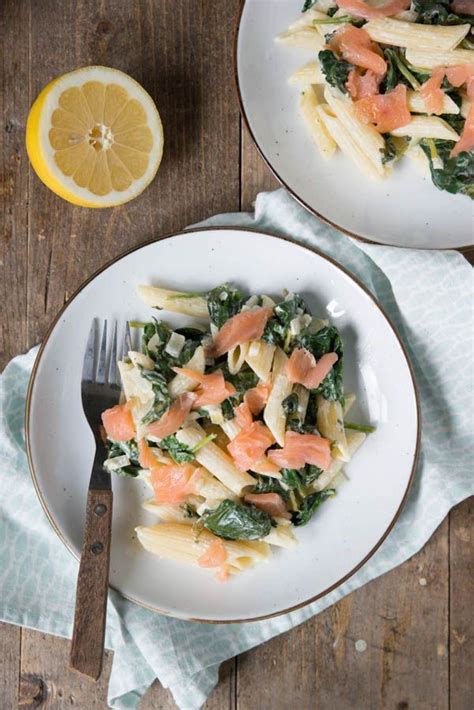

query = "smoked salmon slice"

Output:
[[268, 431, 332, 471], [420, 67, 446, 116], [244, 493, 291, 520], [354, 84, 411, 133], [138, 437, 161, 469], [173, 368, 236, 408], [346, 68, 382, 100], [244, 382, 270, 416], [101, 401, 135, 441], [227, 421, 275, 471], [330, 25, 387, 75], [198, 538, 228, 568], [336, 0, 410, 20], [234, 401, 254, 429], [150, 462, 199, 504], [285, 347, 338, 390], [209, 307, 273, 358], [145, 392, 196, 439]]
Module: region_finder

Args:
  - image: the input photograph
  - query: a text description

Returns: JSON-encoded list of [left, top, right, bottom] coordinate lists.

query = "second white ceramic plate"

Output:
[[27, 228, 419, 621], [235, 0, 473, 249]]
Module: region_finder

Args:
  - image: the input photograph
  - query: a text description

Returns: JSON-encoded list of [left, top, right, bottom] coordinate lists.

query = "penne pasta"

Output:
[[324, 89, 387, 177], [142, 500, 197, 523], [390, 116, 460, 141], [364, 18, 470, 52], [263, 520, 298, 549], [316, 395, 349, 462], [228, 341, 250, 375], [176, 422, 255, 495], [168, 345, 205, 398], [136, 523, 271, 573], [193, 467, 237, 502], [300, 86, 337, 158], [407, 90, 459, 116], [289, 61, 325, 87], [310, 430, 367, 492], [264, 371, 293, 446], [137, 285, 209, 318], [245, 339, 275, 381], [275, 28, 324, 52], [317, 104, 384, 180], [461, 95, 470, 119], [406, 47, 474, 70]]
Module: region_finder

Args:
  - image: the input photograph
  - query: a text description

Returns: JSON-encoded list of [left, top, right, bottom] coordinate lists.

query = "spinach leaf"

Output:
[[203, 499, 272, 540], [441, 112, 465, 133], [292, 489, 335, 526], [281, 464, 324, 492], [420, 138, 474, 199], [140, 369, 172, 424], [380, 134, 410, 165], [174, 327, 205, 341], [263, 293, 311, 348], [251, 475, 290, 501], [159, 435, 195, 463], [221, 398, 235, 420], [181, 503, 198, 519], [217, 365, 259, 415], [282, 392, 299, 416], [296, 325, 344, 401], [380, 48, 421, 92], [318, 50, 353, 94], [413, 0, 474, 25], [207, 284, 244, 328], [105, 439, 142, 477], [287, 390, 318, 434]]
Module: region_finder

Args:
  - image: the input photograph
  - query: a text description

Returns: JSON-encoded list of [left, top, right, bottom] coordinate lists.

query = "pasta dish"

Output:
[[276, 0, 474, 199], [101, 284, 372, 581]]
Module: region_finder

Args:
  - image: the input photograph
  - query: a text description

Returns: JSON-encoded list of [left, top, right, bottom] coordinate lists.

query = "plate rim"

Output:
[[25, 225, 421, 623], [233, 0, 472, 253]]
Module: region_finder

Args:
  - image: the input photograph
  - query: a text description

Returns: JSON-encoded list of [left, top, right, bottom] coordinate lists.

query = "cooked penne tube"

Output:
[[390, 116, 460, 141], [220, 418, 242, 440], [364, 18, 470, 52], [142, 500, 197, 523], [137, 285, 209, 318], [406, 47, 474, 69], [136, 523, 271, 573], [263, 520, 298, 549], [316, 396, 349, 462], [264, 371, 293, 446], [289, 61, 325, 87], [343, 392, 356, 416], [300, 87, 337, 158], [289, 8, 349, 38], [245, 339, 275, 381], [193, 467, 237, 502], [228, 341, 250, 375], [176, 422, 255, 494], [275, 28, 324, 51], [311, 430, 367, 492], [317, 105, 384, 180], [407, 90, 460, 116], [461, 96, 470, 119], [168, 345, 205, 398], [324, 89, 387, 177]]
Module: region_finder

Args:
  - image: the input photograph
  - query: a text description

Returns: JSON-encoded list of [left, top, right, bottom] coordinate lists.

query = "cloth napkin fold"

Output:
[[1, 188, 472, 710]]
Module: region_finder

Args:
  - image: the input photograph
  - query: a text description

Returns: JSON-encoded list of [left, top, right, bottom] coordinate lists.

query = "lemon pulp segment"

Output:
[[26, 66, 163, 207]]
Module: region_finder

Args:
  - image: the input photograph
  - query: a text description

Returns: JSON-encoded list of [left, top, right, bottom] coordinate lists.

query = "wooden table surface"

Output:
[[1, 1, 473, 708]]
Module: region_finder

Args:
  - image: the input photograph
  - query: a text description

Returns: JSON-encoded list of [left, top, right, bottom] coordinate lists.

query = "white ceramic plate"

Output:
[[235, 0, 473, 249], [27, 228, 419, 622]]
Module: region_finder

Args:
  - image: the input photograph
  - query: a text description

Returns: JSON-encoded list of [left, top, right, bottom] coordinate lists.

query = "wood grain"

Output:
[[70, 489, 113, 680], [449, 498, 474, 710], [240, 125, 279, 212], [20, 630, 113, 708], [0, 622, 21, 708]]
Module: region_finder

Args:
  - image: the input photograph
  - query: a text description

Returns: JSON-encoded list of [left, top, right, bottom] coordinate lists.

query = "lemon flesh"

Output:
[[26, 66, 163, 208]]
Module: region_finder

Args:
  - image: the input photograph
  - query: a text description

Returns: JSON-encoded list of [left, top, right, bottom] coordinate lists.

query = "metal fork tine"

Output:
[[107, 321, 118, 385], [96, 320, 107, 384], [123, 321, 132, 357], [82, 320, 96, 382]]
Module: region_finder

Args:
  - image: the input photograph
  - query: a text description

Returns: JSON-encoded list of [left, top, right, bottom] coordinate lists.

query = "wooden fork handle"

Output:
[[70, 488, 113, 680]]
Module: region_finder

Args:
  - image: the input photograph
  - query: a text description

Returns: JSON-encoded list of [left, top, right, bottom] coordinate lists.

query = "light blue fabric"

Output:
[[1, 189, 472, 709]]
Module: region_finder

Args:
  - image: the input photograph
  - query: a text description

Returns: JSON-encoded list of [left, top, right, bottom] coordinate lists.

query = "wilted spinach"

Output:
[[207, 284, 244, 328], [251, 475, 290, 501], [203, 499, 272, 540], [318, 50, 353, 94], [282, 392, 299, 416], [292, 489, 335, 526], [302, 0, 317, 10], [380, 134, 410, 165], [105, 439, 141, 477], [140, 369, 172, 424], [159, 435, 195, 463], [380, 48, 421, 92], [263, 293, 311, 348], [281, 464, 324, 492], [296, 325, 344, 402], [420, 138, 474, 199], [413, 0, 474, 25]]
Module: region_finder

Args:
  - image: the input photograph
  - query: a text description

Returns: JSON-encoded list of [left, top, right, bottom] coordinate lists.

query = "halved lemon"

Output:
[[26, 66, 164, 208]]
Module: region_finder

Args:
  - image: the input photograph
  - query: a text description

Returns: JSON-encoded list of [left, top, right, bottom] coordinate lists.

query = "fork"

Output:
[[70, 319, 130, 680]]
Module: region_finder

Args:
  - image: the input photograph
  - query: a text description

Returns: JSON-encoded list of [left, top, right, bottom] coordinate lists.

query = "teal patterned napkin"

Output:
[[1, 189, 472, 710]]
